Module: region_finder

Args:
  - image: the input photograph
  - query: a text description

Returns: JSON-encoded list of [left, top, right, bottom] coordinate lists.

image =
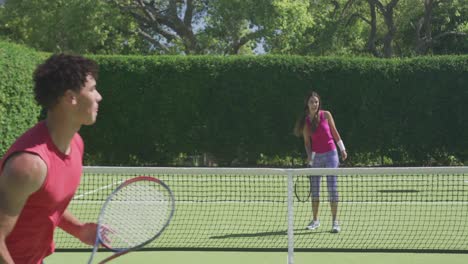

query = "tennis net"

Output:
[[54, 166, 468, 253]]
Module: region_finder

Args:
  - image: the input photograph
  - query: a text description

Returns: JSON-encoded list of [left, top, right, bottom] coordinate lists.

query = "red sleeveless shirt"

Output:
[[0, 121, 83, 264]]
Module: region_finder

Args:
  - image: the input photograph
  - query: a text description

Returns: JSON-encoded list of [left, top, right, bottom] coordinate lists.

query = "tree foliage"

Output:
[[0, 0, 144, 54], [106, 0, 317, 55], [0, 0, 466, 56]]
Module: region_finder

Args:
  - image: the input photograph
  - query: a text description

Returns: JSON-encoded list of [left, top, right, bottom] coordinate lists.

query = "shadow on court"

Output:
[[210, 229, 331, 239]]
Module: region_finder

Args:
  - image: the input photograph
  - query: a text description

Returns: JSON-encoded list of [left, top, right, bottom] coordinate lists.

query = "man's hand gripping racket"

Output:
[[87, 176, 175, 264]]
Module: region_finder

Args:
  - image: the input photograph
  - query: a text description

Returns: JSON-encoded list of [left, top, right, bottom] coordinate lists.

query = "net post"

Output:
[[286, 170, 294, 264]]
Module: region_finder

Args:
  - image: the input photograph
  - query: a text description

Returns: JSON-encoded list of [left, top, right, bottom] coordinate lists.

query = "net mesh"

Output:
[[54, 167, 468, 253]]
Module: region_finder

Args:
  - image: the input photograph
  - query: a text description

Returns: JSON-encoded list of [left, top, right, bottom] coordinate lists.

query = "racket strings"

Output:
[[100, 181, 173, 249], [294, 176, 312, 202]]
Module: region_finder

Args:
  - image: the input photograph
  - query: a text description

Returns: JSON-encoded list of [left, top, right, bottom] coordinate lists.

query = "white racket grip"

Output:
[[308, 152, 316, 167]]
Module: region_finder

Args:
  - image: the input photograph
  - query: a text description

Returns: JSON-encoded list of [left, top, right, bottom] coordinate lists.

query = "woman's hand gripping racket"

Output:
[[87, 176, 175, 264]]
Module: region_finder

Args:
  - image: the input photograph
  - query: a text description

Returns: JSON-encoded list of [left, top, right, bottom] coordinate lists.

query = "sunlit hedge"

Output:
[[0, 41, 42, 156], [2, 41, 467, 166]]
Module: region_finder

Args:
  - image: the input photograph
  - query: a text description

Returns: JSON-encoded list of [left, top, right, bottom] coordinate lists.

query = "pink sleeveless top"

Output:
[[0, 121, 83, 264], [306, 110, 336, 153]]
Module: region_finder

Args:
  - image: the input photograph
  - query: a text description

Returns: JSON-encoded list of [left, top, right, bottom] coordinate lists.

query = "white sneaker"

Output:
[[306, 220, 320, 230], [331, 221, 341, 233]]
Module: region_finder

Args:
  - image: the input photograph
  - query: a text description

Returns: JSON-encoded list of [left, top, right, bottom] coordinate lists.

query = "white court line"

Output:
[[73, 180, 124, 199]]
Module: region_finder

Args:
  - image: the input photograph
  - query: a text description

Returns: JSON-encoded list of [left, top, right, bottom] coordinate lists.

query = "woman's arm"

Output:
[[324, 111, 347, 160], [302, 124, 315, 164]]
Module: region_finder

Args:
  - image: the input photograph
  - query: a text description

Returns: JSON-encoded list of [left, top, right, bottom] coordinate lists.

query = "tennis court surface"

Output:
[[53, 166, 468, 263]]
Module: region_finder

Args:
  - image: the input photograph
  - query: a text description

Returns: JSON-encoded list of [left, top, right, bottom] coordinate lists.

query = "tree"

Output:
[[107, 0, 318, 55], [304, 0, 370, 56], [201, 0, 273, 55], [1, 0, 465, 56], [370, 0, 400, 57], [396, 0, 468, 56], [363, 0, 379, 56], [262, 0, 315, 54], [323, 0, 468, 57], [107, 0, 205, 54], [417, 0, 468, 55], [203, 0, 319, 55], [0, 0, 143, 54]]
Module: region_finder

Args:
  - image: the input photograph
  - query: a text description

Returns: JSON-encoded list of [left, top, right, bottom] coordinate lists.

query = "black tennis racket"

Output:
[[294, 175, 311, 202], [87, 176, 175, 264]]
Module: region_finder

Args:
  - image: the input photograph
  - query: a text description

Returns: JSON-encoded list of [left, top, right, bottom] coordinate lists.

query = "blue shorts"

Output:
[[309, 149, 339, 202]]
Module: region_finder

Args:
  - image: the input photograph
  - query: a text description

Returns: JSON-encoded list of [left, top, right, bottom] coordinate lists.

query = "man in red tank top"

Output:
[[0, 54, 103, 264]]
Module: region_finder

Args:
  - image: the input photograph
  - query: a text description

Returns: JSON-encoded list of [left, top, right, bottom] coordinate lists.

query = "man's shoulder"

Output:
[[1, 153, 47, 193]]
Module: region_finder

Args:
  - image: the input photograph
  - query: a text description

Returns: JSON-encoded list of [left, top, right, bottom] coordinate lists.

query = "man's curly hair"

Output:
[[33, 53, 99, 109]]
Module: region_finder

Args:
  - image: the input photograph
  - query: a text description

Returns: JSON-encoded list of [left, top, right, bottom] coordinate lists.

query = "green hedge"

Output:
[[1, 42, 466, 166], [78, 55, 468, 166], [0, 41, 43, 156]]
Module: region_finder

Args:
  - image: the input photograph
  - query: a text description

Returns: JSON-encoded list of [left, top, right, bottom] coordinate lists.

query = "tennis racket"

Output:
[[294, 175, 311, 202], [87, 176, 175, 264]]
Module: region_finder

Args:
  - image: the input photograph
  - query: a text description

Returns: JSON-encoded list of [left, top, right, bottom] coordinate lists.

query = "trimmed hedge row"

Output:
[[1, 41, 467, 166], [0, 42, 43, 156], [77, 55, 468, 166]]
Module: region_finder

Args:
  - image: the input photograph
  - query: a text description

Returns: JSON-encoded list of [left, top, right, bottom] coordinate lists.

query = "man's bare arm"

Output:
[[0, 153, 46, 263]]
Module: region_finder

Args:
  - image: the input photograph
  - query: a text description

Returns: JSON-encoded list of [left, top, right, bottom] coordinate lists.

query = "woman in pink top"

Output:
[[295, 91, 347, 233]]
